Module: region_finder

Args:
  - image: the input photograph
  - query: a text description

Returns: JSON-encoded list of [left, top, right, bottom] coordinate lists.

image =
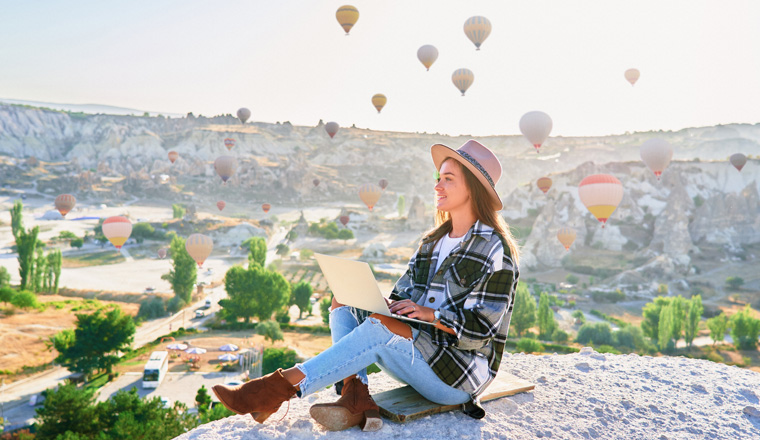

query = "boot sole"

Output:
[[310, 405, 365, 431], [361, 409, 383, 432]]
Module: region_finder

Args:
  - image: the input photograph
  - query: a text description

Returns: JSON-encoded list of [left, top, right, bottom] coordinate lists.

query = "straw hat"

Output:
[[431, 139, 503, 210]]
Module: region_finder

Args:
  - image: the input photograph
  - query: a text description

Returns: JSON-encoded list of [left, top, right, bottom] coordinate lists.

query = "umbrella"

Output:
[[185, 347, 207, 354], [167, 343, 188, 350], [217, 353, 239, 362], [219, 344, 239, 352]]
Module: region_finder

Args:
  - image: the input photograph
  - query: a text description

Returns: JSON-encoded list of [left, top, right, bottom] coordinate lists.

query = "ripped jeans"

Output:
[[294, 306, 470, 406]]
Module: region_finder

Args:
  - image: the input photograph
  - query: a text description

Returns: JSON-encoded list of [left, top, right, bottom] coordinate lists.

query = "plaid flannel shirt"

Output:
[[352, 220, 519, 396]]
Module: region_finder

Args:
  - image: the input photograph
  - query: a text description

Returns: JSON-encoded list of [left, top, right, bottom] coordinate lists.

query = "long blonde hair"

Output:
[[421, 158, 520, 265]]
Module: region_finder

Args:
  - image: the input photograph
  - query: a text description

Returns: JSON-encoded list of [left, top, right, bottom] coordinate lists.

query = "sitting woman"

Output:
[[212, 139, 520, 432]]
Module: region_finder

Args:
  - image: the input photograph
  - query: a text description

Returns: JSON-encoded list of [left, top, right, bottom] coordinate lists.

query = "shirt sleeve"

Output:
[[389, 249, 417, 301], [437, 255, 517, 351]]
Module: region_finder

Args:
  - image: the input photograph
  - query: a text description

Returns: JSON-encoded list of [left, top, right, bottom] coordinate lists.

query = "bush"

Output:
[[730, 305, 760, 350], [337, 229, 354, 240], [137, 297, 166, 320], [166, 296, 186, 314], [70, 237, 84, 248], [299, 249, 314, 260], [706, 350, 724, 363], [58, 230, 78, 240], [725, 276, 744, 290], [275, 307, 291, 324], [551, 328, 569, 344], [172, 204, 186, 219], [263, 347, 299, 375], [0, 266, 9, 287], [0, 285, 14, 304], [596, 345, 621, 354], [257, 320, 284, 344], [565, 274, 579, 284], [516, 338, 544, 353], [591, 290, 626, 303], [576, 322, 613, 346], [320, 296, 332, 325], [572, 310, 586, 325], [11, 290, 39, 309], [613, 325, 646, 350]]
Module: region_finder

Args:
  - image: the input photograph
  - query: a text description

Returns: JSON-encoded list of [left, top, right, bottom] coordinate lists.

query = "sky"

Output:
[[1, 0, 759, 137]]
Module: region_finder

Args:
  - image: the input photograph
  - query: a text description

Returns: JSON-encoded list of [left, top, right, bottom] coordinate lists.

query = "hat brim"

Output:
[[431, 143, 503, 211]]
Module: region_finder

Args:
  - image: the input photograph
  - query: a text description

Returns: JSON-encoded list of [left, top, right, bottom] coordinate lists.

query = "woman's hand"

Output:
[[388, 299, 435, 322]]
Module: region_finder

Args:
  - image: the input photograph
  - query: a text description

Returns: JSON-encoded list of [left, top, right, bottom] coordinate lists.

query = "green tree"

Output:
[[34, 383, 99, 440], [537, 292, 557, 340], [11, 290, 39, 309], [10, 200, 23, 241], [552, 328, 569, 343], [222, 264, 291, 323], [0, 285, 14, 304], [285, 229, 298, 243], [684, 295, 703, 348], [397, 195, 406, 217], [137, 297, 167, 320], [576, 322, 613, 346], [669, 295, 686, 347], [658, 304, 675, 352], [292, 281, 313, 319], [0, 266, 10, 287], [300, 248, 314, 260], [195, 385, 212, 415], [275, 243, 289, 257], [51, 307, 136, 378], [725, 276, 745, 290], [16, 225, 39, 291], [516, 338, 544, 353], [572, 309, 586, 325], [511, 283, 536, 337], [337, 228, 354, 241], [161, 235, 197, 304], [706, 313, 729, 346], [172, 204, 186, 219], [257, 320, 284, 344], [33, 248, 46, 293], [320, 295, 332, 325], [263, 347, 298, 375], [641, 296, 673, 345], [58, 230, 78, 240], [131, 222, 156, 243], [730, 305, 760, 350], [70, 237, 84, 248], [48, 250, 62, 293], [95, 388, 198, 439], [244, 237, 267, 268], [565, 274, 579, 284], [657, 283, 668, 295]]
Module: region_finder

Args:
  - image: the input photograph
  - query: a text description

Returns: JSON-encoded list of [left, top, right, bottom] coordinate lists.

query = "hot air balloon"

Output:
[[224, 138, 235, 151], [578, 174, 624, 228], [359, 183, 382, 211], [261, 203, 271, 214], [185, 234, 213, 268], [452, 69, 474, 96], [519, 111, 553, 153], [237, 108, 251, 124], [640, 138, 673, 180], [168, 151, 179, 164], [730, 153, 747, 172], [372, 94, 387, 113], [339, 215, 350, 226], [336, 5, 359, 35], [102, 216, 132, 249], [54, 194, 76, 217], [417, 45, 439, 71], [624, 68, 640, 86], [557, 228, 577, 251], [378, 179, 388, 190], [214, 155, 237, 183], [537, 177, 552, 194], [217, 200, 226, 211], [157, 248, 167, 259], [464, 16, 492, 50], [325, 122, 339, 139], [313, 178, 320, 187]]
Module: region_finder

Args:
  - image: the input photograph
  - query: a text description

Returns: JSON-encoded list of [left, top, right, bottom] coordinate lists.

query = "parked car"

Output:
[[204, 299, 212, 309], [195, 310, 205, 319], [144, 286, 156, 293]]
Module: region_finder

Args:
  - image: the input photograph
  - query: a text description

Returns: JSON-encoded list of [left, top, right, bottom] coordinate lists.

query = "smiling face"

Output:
[[435, 159, 472, 214]]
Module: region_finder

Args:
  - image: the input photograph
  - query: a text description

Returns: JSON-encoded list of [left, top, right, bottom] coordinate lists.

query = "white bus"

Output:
[[142, 351, 169, 388]]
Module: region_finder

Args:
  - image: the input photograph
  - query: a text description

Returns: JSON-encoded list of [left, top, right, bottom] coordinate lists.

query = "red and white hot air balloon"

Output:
[[578, 174, 624, 228], [520, 111, 553, 153], [325, 122, 339, 139], [54, 194, 76, 217], [168, 151, 179, 164], [102, 216, 133, 249], [640, 139, 673, 180]]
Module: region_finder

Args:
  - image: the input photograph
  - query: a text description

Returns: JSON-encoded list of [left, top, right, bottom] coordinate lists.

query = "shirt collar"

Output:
[[460, 219, 494, 243]]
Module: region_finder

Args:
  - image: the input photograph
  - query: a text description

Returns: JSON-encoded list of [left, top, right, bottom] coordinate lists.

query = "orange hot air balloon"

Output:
[[54, 194, 76, 217], [168, 151, 179, 164], [313, 178, 320, 187], [335, 5, 359, 35], [730, 153, 747, 172], [537, 177, 552, 194], [557, 228, 577, 251], [624, 68, 640, 86], [359, 183, 382, 211], [339, 215, 350, 226], [578, 174, 624, 228], [102, 216, 132, 249], [325, 122, 339, 139], [372, 94, 387, 113], [640, 138, 673, 180], [185, 233, 213, 268], [214, 155, 237, 183], [224, 138, 235, 151], [157, 248, 167, 259], [262, 203, 271, 213], [237, 108, 251, 124], [216, 200, 226, 211], [378, 179, 388, 190]]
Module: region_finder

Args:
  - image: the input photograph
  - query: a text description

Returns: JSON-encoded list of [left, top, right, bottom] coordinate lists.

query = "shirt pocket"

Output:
[[445, 259, 487, 303]]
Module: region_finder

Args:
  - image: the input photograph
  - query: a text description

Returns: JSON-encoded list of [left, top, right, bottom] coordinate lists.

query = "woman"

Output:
[[212, 139, 520, 432]]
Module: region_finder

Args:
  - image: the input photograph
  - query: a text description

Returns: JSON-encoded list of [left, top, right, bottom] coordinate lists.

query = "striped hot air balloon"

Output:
[[224, 138, 235, 151], [372, 94, 387, 113], [262, 203, 271, 213], [102, 216, 132, 249], [54, 194, 76, 217], [168, 151, 179, 164], [359, 183, 382, 211], [537, 177, 552, 194], [730, 153, 747, 172], [452, 69, 474, 96], [335, 5, 359, 35], [557, 228, 577, 251], [640, 139, 673, 180], [325, 122, 339, 139], [417, 45, 439, 71], [185, 234, 213, 268], [624, 68, 640, 86], [464, 16, 492, 50], [214, 156, 237, 183], [578, 174, 624, 228]]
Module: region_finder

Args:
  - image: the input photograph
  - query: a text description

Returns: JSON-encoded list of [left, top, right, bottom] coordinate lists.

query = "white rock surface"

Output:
[[175, 351, 760, 440]]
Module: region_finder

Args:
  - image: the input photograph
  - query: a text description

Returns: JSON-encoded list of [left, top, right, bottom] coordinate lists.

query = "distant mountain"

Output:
[[0, 98, 181, 117]]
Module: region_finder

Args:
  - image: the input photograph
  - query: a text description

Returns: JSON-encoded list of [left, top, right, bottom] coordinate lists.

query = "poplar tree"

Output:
[[33, 248, 46, 293], [10, 200, 23, 241], [161, 236, 197, 304], [511, 283, 536, 337], [658, 304, 674, 352], [537, 291, 558, 340], [16, 226, 39, 291], [684, 295, 703, 348]]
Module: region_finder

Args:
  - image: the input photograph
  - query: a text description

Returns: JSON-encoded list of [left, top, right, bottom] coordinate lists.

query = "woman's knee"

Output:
[[330, 296, 345, 311]]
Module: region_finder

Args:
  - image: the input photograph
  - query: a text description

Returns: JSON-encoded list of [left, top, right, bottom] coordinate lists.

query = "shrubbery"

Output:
[[263, 347, 299, 375], [516, 338, 544, 353], [591, 289, 626, 303], [138, 297, 167, 320], [576, 322, 613, 346]]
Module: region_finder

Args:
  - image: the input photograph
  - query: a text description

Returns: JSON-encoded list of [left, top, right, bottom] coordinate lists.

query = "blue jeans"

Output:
[[294, 306, 470, 406]]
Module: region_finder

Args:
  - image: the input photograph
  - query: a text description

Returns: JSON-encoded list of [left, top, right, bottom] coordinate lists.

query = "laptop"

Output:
[[314, 253, 433, 326]]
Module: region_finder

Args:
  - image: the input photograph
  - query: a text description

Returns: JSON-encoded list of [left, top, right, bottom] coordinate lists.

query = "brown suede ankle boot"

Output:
[[309, 376, 383, 432], [211, 368, 297, 423]]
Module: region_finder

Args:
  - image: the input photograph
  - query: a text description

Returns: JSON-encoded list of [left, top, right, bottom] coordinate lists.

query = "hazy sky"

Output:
[[2, 1, 759, 137]]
